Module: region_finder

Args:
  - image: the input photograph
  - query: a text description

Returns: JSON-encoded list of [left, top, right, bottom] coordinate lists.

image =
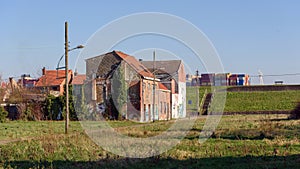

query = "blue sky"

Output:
[[0, 0, 299, 84]]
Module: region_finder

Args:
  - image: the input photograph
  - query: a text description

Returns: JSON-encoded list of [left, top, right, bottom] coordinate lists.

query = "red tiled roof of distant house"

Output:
[[35, 70, 72, 87], [72, 74, 86, 85]]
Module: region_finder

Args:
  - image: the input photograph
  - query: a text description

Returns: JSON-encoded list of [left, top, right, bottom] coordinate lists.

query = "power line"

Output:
[[250, 73, 300, 77]]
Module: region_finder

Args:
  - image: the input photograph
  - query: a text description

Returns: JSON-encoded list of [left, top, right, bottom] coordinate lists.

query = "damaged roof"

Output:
[[114, 51, 154, 78], [141, 60, 182, 75]]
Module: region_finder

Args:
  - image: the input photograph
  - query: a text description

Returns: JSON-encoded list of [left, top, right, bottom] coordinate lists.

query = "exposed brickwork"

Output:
[[85, 51, 172, 122]]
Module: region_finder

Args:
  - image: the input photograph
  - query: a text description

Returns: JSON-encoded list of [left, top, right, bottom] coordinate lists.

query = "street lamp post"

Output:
[[56, 21, 84, 134], [64, 21, 69, 134]]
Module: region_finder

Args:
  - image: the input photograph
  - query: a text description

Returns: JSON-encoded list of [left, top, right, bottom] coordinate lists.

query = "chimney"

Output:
[[74, 69, 78, 76], [42, 67, 46, 75], [9, 77, 14, 93], [9, 77, 13, 84]]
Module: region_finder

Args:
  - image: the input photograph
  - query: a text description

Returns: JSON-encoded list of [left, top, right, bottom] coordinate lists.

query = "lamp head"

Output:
[[76, 45, 84, 49]]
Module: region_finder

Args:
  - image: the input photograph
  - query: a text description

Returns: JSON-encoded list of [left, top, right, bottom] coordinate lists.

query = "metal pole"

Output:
[[65, 21, 69, 134]]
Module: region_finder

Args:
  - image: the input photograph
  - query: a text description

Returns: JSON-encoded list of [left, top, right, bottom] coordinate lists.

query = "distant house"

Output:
[[85, 51, 171, 122], [72, 73, 86, 85], [0, 81, 11, 103], [72, 73, 86, 96], [2, 77, 44, 120], [141, 60, 186, 119], [18, 74, 38, 88], [4, 77, 21, 103], [35, 67, 72, 96]]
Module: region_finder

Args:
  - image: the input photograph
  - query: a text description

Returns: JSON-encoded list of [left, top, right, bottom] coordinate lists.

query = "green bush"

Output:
[[43, 85, 78, 121], [0, 106, 8, 123]]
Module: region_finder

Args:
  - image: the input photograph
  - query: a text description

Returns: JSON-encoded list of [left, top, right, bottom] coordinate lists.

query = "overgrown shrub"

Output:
[[43, 85, 78, 121], [44, 95, 64, 120], [289, 102, 300, 119], [17, 103, 43, 121], [22, 107, 35, 121], [0, 106, 8, 123]]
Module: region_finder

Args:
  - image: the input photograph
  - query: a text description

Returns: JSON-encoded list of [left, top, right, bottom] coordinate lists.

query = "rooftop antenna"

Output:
[[258, 69, 264, 85]]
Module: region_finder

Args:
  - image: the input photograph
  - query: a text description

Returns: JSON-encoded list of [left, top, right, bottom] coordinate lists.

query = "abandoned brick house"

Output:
[[85, 51, 172, 122], [141, 60, 186, 118]]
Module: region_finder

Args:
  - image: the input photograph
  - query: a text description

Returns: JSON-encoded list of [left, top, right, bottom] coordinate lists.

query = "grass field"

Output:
[[1, 86, 300, 168], [186, 86, 300, 113], [225, 90, 300, 112], [1, 114, 300, 169]]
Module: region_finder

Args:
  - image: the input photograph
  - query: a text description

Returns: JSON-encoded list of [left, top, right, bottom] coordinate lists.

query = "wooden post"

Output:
[[65, 21, 69, 134]]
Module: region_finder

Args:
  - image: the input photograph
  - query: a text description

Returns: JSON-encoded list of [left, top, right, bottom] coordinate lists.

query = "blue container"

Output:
[[238, 78, 244, 85]]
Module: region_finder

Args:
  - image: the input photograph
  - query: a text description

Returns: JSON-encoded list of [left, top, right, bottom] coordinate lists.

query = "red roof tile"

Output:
[[72, 74, 86, 85], [158, 82, 169, 90], [114, 51, 154, 78], [35, 70, 72, 87]]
